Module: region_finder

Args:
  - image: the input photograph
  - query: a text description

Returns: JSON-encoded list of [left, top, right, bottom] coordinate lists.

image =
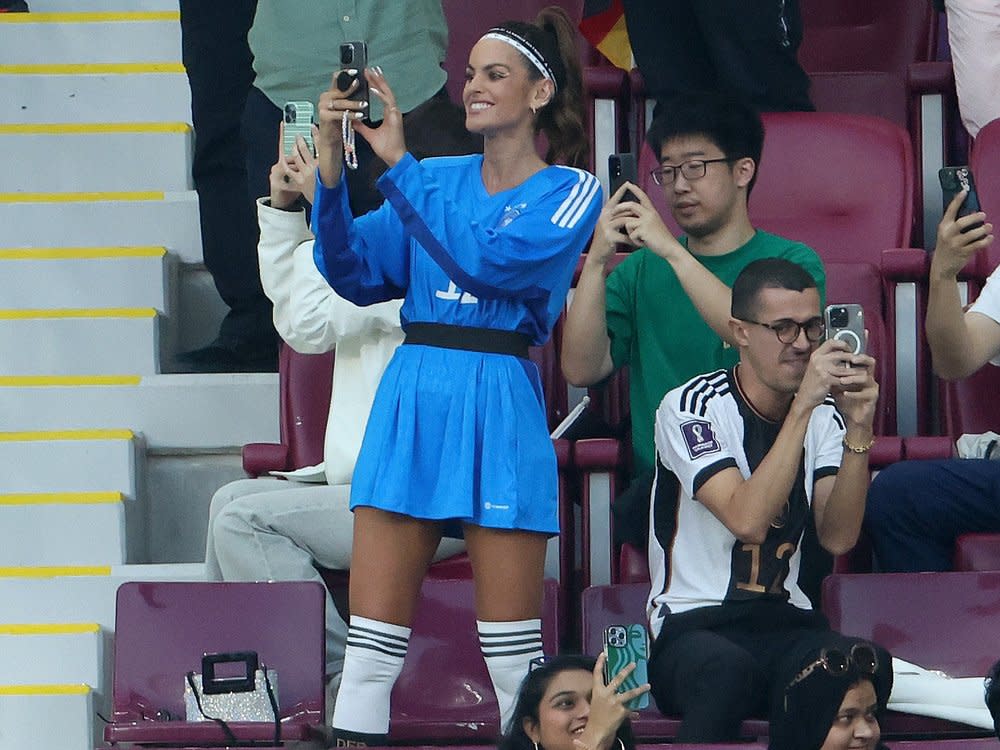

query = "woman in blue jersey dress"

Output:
[[311, 7, 602, 742]]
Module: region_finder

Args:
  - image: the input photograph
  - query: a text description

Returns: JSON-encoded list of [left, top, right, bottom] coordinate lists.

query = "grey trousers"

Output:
[[205, 478, 467, 678]]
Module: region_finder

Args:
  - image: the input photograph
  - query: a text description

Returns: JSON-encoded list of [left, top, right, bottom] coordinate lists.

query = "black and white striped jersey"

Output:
[[646, 368, 844, 639]]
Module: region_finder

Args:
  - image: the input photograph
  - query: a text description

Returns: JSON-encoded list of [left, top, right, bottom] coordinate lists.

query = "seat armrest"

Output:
[[903, 435, 955, 460], [870, 435, 904, 467], [584, 65, 629, 98], [242, 443, 289, 477], [907, 61, 955, 96], [881, 247, 929, 282], [574, 437, 623, 470]]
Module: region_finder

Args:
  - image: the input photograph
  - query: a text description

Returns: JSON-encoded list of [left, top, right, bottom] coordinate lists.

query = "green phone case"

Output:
[[603, 624, 650, 710]]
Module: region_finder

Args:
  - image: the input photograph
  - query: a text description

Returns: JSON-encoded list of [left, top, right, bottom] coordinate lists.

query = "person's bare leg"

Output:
[[465, 524, 548, 731], [329, 507, 442, 739]]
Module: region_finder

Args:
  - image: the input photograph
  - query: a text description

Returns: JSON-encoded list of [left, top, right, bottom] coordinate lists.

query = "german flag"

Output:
[[579, 0, 632, 71]]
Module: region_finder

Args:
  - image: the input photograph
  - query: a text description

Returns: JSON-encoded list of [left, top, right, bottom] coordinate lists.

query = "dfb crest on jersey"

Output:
[[680, 419, 721, 459]]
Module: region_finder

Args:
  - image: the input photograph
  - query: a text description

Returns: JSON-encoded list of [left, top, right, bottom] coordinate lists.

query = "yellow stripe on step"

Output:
[[0, 623, 100, 635], [0, 122, 189, 135], [0, 191, 164, 203], [0, 62, 184, 75], [0, 376, 141, 387], [0, 429, 133, 442], [0, 684, 91, 696], [0, 566, 111, 578], [0, 246, 166, 260], [0, 492, 123, 505], [0, 11, 178, 23], [0, 307, 156, 319]]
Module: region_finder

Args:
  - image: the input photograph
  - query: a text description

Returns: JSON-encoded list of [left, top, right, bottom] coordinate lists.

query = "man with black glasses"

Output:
[[643, 258, 889, 741], [562, 92, 826, 555]]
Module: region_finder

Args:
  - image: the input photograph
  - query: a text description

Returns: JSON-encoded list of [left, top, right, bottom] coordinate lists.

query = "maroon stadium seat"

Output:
[[824, 571, 1000, 737], [389, 578, 560, 743], [105, 581, 325, 746], [243, 343, 334, 477], [580, 583, 770, 741], [954, 533, 1000, 572]]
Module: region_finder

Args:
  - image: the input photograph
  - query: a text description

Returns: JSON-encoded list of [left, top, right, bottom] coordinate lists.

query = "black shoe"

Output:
[[174, 341, 278, 373], [985, 658, 1000, 739], [0, 0, 29, 10]]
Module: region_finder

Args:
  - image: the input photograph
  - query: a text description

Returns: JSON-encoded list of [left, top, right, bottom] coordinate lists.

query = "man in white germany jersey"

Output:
[[644, 258, 891, 742]]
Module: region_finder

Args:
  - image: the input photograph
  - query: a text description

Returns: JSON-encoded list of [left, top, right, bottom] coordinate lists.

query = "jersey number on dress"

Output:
[[435, 281, 478, 304], [735, 541, 796, 594]]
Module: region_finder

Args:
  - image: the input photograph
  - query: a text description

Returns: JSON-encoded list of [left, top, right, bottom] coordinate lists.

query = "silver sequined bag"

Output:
[[184, 651, 279, 724]]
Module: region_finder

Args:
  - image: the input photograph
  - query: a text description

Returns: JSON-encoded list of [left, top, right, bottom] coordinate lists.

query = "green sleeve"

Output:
[[604, 253, 640, 370]]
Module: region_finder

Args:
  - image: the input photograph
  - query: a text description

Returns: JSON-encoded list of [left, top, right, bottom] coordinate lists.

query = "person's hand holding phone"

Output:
[[930, 189, 994, 282], [588, 183, 641, 268], [270, 122, 320, 210], [351, 66, 406, 168], [572, 652, 649, 750], [617, 182, 685, 263]]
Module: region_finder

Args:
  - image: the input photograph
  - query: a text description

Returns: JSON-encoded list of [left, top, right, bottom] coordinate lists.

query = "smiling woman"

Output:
[[310, 5, 601, 745], [498, 654, 644, 750]]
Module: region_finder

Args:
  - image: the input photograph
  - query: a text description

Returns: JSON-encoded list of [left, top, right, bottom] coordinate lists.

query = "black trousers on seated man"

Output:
[[649, 599, 893, 742]]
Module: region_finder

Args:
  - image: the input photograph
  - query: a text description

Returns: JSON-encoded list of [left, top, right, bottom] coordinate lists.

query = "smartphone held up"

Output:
[[603, 623, 650, 711], [282, 101, 315, 157], [609, 153, 638, 203], [337, 41, 371, 123], [824, 304, 865, 356], [939, 166, 984, 233]]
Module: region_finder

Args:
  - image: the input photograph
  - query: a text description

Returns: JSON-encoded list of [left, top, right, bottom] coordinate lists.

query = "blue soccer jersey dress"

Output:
[[312, 153, 601, 534]]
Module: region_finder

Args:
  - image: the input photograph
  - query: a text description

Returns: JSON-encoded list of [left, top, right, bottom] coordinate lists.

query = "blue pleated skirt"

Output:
[[348, 343, 558, 537]]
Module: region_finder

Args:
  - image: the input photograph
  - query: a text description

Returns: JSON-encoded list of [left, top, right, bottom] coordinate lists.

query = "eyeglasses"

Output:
[[649, 157, 734, 186], [784, 644, 879, 708], [742, 316, 825, 344]]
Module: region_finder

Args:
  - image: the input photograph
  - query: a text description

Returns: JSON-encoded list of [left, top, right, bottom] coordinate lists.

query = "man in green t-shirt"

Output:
[[562, 92, 826, 537]]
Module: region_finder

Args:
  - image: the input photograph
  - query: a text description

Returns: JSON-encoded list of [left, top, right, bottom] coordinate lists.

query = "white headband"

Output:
[[482, 29, 558, 90]]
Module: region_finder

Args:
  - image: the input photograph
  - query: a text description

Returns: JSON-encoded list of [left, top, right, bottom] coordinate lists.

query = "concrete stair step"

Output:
[[0, 12, 181, 66], [0, 375, 278, 450], [0, 429, 138, 496], [0, 123, 192, 192], [0, 67, 190, 124], [0, 685, 93, 750], [33, 0, 177, 10], [0, 307, 159, 375], [0, 624, 102, 690], [0, 190, 202, 263], [0, 493, 126, 566], [0, 247, 170, 313], [0, 563, 205, 633]]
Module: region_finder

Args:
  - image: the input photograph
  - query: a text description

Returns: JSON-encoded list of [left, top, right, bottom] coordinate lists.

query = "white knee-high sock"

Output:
[[478, 618, 544, 731], [330, 615, 410, 735]]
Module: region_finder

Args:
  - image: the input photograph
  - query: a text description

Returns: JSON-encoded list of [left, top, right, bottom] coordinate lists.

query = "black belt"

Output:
[[402, 322, 531, 358]]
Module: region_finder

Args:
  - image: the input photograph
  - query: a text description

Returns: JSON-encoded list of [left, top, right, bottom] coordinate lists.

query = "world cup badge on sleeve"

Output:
[[680, 419, 721, 459]]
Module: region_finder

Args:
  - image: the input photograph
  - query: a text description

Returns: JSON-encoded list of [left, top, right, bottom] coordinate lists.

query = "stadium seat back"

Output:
[[105, 581, 325, 745], [823, 571, 1000, 677], [389, 578, 560, 742], [243, 343, 334, 476]]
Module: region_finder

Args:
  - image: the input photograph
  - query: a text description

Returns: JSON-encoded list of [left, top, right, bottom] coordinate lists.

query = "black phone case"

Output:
[[609, 153, 638, 202], [337, 41, 370, 123], [939, 166, 984, 231]]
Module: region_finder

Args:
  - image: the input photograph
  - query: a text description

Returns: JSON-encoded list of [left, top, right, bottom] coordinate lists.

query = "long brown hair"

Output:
[[493, 6, 589, 168]]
